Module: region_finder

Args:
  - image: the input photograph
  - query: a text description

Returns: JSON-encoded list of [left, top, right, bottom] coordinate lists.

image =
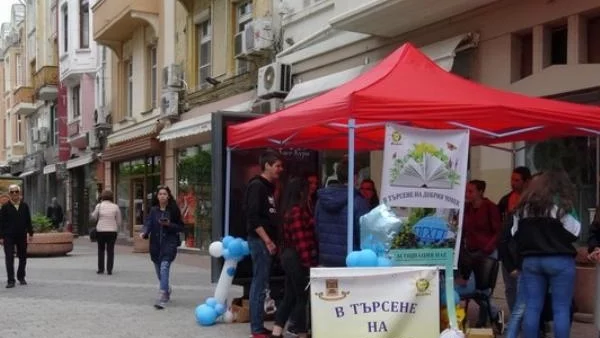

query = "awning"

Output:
[[19, 170, 37, 178], [284, 33, 475, 105], [102, 135, 161, 162], [43, 164, 56, 174], [107, 118, 159, 146], [158, 114, 212, 142], [223, 100, 253, 112], [66, 153, 95, 169]]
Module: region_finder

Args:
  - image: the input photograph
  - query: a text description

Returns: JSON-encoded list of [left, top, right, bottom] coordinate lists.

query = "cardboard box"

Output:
[[466, 328, 494, 338]]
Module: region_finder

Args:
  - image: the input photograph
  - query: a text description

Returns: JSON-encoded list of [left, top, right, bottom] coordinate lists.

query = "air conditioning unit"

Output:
[[257, 62, 292, 99], [88, 131, 100, 150], [31, 128, 39, 143], [39, 127, 49, 144], [252, 98, 283, 115], [162, 64, 183, 89], [244, 18, 273, 54], [234, 31, 245, 59], [160, 91, 180, 120]]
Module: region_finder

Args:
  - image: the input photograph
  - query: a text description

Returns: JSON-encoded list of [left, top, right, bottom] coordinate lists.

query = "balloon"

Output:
[[241, 241, 250, 255], [226, 267, 236, 277], [222, 249, 231, 260], [222, 236, 234, 248], [439, 328, 465, 338], [358, 249, 378, 267], [208, 242, 223, 258], [377, 256, 393, 267], [214, 303, 226, 315], [345, 251, 360, 267], [453, 290, 461, 306], [228, 239, 244, 257], [195, 304, 218, 326], [206, 297, 218, 308], [223, 310, 234, 323]]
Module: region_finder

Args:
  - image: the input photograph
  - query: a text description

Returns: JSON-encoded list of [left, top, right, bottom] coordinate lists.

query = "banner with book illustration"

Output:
[[379, 124, 469, 265]]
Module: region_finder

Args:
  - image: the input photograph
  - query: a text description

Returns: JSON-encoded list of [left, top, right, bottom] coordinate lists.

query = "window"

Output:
[[149, 46, 157, 107], [17, 116, 22, 143], [50, 105, 58, 146], [126, 60, 133, 117], [27, 0, 36, 32], [3, 57, 9, 90], [16, 54, 23, 87], [513, 31, 533, 81], [588, 16, 600, 63], [62, 5, 68, 52], [101, 47, 107, 106], [236, 1, 252, 74], [79, 0, 89, 49], [549, 25, 568, 65], [50, 4, 57, 37], [72, 85, 80, 118], [5, 114, 9, 146], [196, 20, 212, 87]]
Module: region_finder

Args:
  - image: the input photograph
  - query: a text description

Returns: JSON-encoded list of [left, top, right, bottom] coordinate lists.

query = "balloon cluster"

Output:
[[439, 287, 461, 307], [196, 236, 250, 327], [208, 235, 250, 262], [345, 249, 393, 267]]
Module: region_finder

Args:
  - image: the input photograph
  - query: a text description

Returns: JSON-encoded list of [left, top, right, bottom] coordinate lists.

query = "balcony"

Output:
[[13, 87, 36, 116], [92, 0, 160, 50], [34, 66, 59, 101], [329, 0, 499, 37]]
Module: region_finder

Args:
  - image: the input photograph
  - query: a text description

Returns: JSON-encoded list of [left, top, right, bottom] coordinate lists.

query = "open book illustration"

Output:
[[392, 153, 452, 189]]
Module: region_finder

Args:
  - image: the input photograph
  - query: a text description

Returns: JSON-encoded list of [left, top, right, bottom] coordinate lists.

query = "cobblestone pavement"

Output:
[[0, 239, 596, 338]]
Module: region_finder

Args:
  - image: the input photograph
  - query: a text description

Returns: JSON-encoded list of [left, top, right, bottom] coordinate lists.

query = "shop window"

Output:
[[549, 25, 568, 65], [176, 145, 212, 250], [588, 16, 600, 63]]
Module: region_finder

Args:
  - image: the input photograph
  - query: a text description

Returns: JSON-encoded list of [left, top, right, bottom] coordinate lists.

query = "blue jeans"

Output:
[[248, 236, 272, 334], [505, 274, 526, 338], [154, 260, 171, 292], [521, 255, 575, 338]]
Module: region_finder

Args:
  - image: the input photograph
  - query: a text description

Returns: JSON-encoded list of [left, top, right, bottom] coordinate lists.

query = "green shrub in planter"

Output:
[[32, 213, 55, 233]]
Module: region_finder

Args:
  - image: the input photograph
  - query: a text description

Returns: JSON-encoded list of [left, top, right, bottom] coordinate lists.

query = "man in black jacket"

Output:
[[0, 184, 33, 288]]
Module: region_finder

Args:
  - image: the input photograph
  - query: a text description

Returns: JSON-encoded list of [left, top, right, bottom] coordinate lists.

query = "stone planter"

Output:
[[574, 247, 597, 323], [27, 232, 74, 257], [132, 224, 149, 253]]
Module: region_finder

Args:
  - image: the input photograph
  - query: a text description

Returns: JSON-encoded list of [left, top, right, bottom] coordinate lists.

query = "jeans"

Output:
[[505, 274, 526, 338], [521, 255, 575, 338], [97, 231, 117, 273], [248, 236, 272, 334], [503, 263, 518, 311], [153, 260, 172, 292], [275, 248, 310, 333], [3, 234, 27, 282]]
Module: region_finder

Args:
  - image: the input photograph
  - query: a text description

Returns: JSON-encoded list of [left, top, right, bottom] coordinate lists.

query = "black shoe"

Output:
[[107, 271, 112, 275], [97, 270, 104, 274], [6, 281, 15, 288], [18, 279, 27, 285]]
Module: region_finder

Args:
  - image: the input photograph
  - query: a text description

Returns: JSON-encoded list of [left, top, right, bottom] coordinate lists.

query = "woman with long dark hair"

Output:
[[140, 186, 184, 309], [270, 177, 317, 338], [512, 170, 580, 338], [359, 179, 379, 210]]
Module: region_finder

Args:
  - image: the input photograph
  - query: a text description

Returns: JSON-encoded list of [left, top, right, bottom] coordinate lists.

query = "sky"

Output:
[[0, 1, 21, 26]]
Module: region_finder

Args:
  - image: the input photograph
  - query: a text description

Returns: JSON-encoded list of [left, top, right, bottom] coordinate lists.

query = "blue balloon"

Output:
[[222, 249, 231, 260], [206, 297, 218, 308], [226, 267, 236, 277], [358, 249, 378, 267], [241, 240, 250, 256], [222, 236, 234, 249], [454, 290, 461, 306], [228, 239, 244, 257], [214, 303, 226, 316], [377, 256, 393, 267], [345, 251, 361, 267], [195, 304, 218, 326]]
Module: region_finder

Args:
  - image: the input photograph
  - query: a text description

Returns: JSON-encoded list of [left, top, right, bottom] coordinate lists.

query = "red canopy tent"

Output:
[[228, 43, 600, 150]]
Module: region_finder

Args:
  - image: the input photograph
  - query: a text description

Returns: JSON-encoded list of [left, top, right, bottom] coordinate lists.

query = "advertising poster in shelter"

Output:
[[310, 266, 439, 338], [379, 124, 469, 265]]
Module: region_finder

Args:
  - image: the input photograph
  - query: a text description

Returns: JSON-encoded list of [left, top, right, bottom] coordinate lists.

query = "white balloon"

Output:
[[208, 241, 223, 258], [439, 328, 465, 338], [223, 310, 234, 323]]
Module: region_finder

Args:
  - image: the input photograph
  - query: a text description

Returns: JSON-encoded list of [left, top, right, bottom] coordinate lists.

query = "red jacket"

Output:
[[463, 198, 502, 255]]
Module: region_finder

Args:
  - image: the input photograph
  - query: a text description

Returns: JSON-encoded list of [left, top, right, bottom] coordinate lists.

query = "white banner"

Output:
[[310, 267, 440, 338]]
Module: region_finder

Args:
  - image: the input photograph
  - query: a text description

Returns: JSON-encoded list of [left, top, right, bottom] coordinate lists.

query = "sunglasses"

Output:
[[9, 191, 19, 194]]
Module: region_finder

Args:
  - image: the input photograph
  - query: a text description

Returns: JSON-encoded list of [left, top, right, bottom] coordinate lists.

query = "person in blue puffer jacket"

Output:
[[140, 186, 184, 310], [315, 159, 370, 267]]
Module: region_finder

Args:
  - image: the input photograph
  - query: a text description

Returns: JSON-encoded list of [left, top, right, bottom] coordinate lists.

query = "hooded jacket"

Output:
[[244, 175, 279, 242], [315, 185, 370, 267]]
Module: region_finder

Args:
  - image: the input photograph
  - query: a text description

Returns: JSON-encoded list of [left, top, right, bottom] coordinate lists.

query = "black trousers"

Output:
[[3, 234, 27, 282], [275, 248, 310, 332], [97, 232, 117, 273]]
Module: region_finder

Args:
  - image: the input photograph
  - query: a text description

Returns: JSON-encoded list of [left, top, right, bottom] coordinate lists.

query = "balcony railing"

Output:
[[34, 66, 58, 93], [13, 87, 35, 107]]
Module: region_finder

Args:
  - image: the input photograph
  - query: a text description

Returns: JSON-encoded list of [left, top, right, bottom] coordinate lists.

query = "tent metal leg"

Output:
[[347, 118, 356, 255], [224, 147, 232, 236]]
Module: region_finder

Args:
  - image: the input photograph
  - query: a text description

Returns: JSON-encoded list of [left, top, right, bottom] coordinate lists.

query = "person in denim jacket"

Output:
[[140, 186, 184, 309]]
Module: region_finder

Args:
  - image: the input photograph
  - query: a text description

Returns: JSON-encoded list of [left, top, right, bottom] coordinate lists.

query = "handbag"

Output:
[[89, 204, 100, 242]]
